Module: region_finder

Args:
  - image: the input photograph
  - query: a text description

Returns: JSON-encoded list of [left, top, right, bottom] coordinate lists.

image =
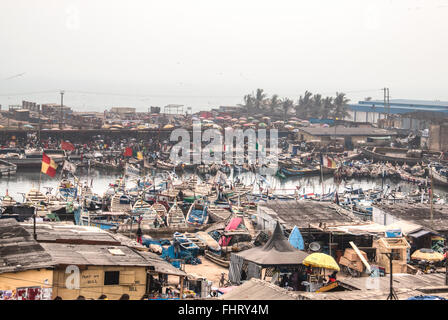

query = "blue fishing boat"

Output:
[[281, 166, 320, 176], [186, 201, 209, 227], [79, 211, 129, 230], [58, 179, 78, 199], [173, 232, 200, 253]]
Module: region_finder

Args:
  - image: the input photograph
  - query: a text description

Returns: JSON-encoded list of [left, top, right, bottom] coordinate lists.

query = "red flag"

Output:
[[61, 141, 75, 151], [124, 147, 133, 157], [41, 153, 58, 177]]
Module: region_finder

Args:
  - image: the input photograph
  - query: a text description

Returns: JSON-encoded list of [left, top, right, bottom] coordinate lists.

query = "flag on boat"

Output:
[[62, 160, 77, 174], [326, 156, 337, 168], [41, 153, 58, 177], [124, 147, 133, 157], [61, 140, 75, 151]]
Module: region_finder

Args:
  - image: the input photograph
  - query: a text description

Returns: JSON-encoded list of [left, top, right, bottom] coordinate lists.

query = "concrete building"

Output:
[[41, 103, 72, 117], [429, 124, 448, 152], [110, 107, 136, 115]]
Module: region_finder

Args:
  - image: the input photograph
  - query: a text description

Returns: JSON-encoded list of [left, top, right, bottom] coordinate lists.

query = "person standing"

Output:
[[136, 224, 143, 244]]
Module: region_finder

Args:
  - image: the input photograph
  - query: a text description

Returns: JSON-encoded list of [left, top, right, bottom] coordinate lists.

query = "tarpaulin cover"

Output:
[[220, 217, 243, 246], [225, 217, 242, 231], [234, 222, 309, 266], [288, 226, 304, 250]]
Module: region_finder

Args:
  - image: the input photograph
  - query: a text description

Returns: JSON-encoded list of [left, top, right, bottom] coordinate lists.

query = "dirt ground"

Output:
[[183, 256, 228, 287]]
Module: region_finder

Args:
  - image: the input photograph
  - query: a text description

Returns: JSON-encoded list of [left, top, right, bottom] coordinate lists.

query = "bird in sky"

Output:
[[4, 72, 26, 80]]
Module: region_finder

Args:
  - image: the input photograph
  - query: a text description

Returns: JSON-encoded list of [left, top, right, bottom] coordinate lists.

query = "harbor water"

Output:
[[1, 168, 448, 201]]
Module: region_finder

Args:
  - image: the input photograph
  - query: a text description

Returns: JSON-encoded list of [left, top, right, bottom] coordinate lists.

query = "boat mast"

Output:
[[430, 165, 434, 224]]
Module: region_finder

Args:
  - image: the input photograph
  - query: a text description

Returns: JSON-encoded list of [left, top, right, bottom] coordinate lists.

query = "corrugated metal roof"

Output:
[[0, 219, 54, 273], [359, 99, 448, 108], [299, 126, 397, 136], [220, 278, 301, 300], [259, 201, 358, 229]]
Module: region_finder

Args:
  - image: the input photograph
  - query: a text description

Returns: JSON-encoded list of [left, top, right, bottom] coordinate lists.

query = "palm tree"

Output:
[[321, 96, 334, 119], [332, 92, 351, 120], [269, 94, 281, 113], [282, 98, 294, 121], [243, 94, 255, 113], [312, 94, 323, 119], [254, 88, 267, 112], [296, 90, 313, 118]]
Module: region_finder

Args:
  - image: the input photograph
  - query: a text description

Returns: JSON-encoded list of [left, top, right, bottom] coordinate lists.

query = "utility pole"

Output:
[[430, 165, 434, 224], [384, 252, 398, 300], [38, 104, 41, 143], [33, 207, 37, 240], [60, 90, 65, 130], [382, 88, 390, 124]]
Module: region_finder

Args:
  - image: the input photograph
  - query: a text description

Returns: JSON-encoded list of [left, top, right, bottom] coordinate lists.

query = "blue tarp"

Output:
[[407, 295, 447, 300], [288, 226, 304, 250], [309, 118, 335, 124], [161, 243, 201, 266]]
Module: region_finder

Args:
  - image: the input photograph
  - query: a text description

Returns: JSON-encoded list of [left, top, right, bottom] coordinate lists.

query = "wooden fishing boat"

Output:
[[186, 201, 209, 227], [182, 232, 207, 250], [80, 211, 128, 230], [58, 178, 77, 199], [91, 159, 122, 171], [156, 159, 176, 170], [196, 231, 221, 251], [151, 202, 168, 218], [430, 165, 448, 187], [132, 198, 152, 212], [207, 206, 232, 222], [173, 232, 200, 252], [110, 193, 132, 212], [204, 250, 229, 267], [0, 149, 65, 168], [139, 207, 165, 228], [0, 159, 17, 176], [281, 166, 320, 176], [157, 189, 179, 203], [166, 201, 187, 228], [25, 188, 47, 204], [1, 194, 17, 208]]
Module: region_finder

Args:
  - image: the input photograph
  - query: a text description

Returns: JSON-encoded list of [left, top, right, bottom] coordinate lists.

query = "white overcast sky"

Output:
[[0, 0, 447, 110]]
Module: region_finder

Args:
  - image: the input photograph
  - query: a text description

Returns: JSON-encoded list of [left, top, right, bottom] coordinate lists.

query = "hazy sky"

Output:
[[1, 0, 447, 111]]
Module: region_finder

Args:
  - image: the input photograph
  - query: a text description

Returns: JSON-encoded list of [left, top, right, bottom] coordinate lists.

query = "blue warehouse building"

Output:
[[347, 99, 448, 130]]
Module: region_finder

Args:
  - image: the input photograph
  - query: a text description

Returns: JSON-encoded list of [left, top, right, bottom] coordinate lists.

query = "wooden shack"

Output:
[[0, 220, 187, 300], [373, 237, 410, 274]]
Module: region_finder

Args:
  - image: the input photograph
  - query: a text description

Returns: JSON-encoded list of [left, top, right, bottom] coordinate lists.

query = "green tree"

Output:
[[269, 94, 281, 113], [254, 88, 267, 112], [296, 90, 313, 118], [282, 98, 294, 121], [332, 92, 351, 120], [311, 94, 323, 119], [243, 94, 255, 113], [321, 96, 334, 119]]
